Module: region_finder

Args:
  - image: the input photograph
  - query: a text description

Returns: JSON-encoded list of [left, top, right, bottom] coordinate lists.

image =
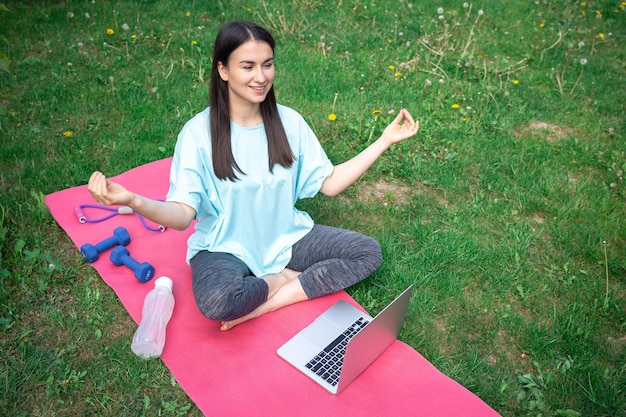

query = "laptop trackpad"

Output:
[[301, 317, 340, 347]]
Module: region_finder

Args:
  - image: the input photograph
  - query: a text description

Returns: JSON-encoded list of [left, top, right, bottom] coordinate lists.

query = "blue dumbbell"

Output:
[[110, 246, 155, 283], [81, 227, 131, 263]]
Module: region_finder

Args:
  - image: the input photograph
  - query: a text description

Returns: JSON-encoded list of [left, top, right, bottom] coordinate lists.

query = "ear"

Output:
[[217, 61, 229, 82]]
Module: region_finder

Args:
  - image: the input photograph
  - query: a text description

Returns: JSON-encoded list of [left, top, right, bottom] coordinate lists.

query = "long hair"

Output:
[[209, 21, 294, 181]]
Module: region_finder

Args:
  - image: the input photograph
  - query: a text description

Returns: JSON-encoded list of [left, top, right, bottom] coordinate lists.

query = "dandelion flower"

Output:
[[512, 79, 520, 85], [451, 103, 461, 109], [581, 2, 586, 6], [106, 28, 115, 35], [328, 114, 337, 121], [192, 40, 197, 45], [394, 71, 403, 77], [539, 22, 546, 28], [463, 3, 469, 8], [437, 7, 444, 14], [63, 131, 73, 138], [598, 32, 605, 39], [372, 109, 382, 115], [131, 34, 137, 39], [478, 9, 484, 15], [580, 58, 587, 65], [186, 11, 191, 17], [389, 65, 396, 71], [595, 10, 602, 18]]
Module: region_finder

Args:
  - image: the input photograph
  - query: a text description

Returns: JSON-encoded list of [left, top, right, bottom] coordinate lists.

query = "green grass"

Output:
[[1, 0, 625, 416]]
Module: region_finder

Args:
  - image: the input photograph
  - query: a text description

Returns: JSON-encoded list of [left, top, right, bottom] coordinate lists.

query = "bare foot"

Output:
[[263, 268, 300, 299], [221, 269, 306, 331]]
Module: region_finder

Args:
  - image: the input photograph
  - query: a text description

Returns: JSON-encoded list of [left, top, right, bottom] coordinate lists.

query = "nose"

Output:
[[254, 66, 267, 82]]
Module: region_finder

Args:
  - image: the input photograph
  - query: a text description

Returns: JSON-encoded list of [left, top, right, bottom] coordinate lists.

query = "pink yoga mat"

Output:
[[45, 158, 500, 416]]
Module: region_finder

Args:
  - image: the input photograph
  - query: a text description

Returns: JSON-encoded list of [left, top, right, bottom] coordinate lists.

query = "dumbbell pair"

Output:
[[80, 227, 155, 283]]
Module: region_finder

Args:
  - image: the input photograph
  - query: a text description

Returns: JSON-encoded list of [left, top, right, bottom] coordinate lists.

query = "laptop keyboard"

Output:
[[304, 317, 370, 387]]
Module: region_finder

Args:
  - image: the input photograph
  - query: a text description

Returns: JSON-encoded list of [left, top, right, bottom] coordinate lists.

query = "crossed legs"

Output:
[[190, 225, 382, 330]]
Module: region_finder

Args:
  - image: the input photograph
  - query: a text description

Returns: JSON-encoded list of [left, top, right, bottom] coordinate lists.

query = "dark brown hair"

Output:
[[209, 21, 294, 181]]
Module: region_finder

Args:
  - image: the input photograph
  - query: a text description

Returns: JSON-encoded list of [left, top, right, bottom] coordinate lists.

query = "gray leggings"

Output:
[[190, 224, 382, 321]]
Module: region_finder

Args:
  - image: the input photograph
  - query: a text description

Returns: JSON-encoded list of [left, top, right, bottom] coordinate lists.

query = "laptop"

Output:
[[277, 285, 413, 394]]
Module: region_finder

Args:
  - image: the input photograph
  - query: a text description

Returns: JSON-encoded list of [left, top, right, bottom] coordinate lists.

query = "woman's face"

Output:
[[218, 39, 275, 109]]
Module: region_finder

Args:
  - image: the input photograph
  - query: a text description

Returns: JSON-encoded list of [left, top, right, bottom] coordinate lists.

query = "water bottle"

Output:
[[131, 276, 175, 359]]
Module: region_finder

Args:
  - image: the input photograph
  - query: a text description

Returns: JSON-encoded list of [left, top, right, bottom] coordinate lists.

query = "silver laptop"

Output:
[[277, 285, 413, 394]]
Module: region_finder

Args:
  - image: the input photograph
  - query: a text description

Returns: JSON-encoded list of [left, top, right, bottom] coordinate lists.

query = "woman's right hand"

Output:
[[87, 171, 135, 207]]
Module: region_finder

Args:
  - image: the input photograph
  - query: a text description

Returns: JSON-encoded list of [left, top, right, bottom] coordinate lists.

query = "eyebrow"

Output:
[[238, 57, 274, 65]]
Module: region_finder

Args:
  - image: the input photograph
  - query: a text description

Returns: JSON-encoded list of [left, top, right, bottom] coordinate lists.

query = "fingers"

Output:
[[87, 171, 110, 205], [391, 109, 406, 125], [396, 109, 420, 136], [400, 108, 416, 126]]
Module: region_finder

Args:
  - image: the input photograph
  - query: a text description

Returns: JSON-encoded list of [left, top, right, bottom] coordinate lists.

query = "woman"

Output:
[[88, 21, 419, 331]]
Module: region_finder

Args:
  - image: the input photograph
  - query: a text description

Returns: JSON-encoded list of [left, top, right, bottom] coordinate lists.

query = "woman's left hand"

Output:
[[381, 108, 420, 145]]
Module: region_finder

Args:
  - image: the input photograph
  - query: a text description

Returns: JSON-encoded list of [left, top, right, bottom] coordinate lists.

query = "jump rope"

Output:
[[74, 203, 166, 232]]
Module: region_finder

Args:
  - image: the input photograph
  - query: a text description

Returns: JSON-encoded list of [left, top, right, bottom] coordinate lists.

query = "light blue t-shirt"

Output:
[[166, 104, 335, 276]]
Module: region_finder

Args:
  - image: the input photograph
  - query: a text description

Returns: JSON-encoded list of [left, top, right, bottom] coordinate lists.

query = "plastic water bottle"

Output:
[[131, 276, 175, 359]]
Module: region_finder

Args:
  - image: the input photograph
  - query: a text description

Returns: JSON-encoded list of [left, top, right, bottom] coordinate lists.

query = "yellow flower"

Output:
[[131, 34, 137, 39], [328, 113, 337, 121], [598, 32, 605, 39], [595, 10, 602, 18], [581, 10, 586, 16], [192, 40, 197, 45], [394, 71, 403, 77], [580, 1, 586, 6], [186, 11, 191, 17], [246, 7, 252, 12], [371, 109, 382, 115], [63, 131, 73, 138], [512, 79, 520, 85], [388, 65, 395, 71], [106, 28, 115, 35], [451, 103, 460, 109], [539, 22, 546, 28]]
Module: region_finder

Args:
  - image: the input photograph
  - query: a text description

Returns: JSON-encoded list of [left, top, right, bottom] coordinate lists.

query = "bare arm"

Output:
[[87, 171, 196, 231], [320, 108, 420, 197]]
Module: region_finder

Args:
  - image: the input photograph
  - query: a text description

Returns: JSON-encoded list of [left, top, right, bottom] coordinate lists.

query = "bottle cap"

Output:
[[154, 276, 173, 291]]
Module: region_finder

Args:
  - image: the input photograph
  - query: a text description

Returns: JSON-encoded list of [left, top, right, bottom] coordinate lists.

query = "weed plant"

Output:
[[1, 1, 625, 416]]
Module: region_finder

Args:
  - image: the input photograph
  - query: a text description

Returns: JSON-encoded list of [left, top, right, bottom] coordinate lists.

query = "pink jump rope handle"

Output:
[[74, 206, 86, 223]]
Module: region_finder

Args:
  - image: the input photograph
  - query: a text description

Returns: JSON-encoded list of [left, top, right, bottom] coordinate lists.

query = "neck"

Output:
[[229, 100, 263, 127]]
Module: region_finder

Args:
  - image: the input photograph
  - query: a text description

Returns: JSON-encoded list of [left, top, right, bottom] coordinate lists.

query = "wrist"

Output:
[[128, 193, 142, 210], [376, 134, 394, 150]]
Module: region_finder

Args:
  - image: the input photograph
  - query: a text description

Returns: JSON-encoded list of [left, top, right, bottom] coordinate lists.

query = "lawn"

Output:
[[1, 0, 625, 416]]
